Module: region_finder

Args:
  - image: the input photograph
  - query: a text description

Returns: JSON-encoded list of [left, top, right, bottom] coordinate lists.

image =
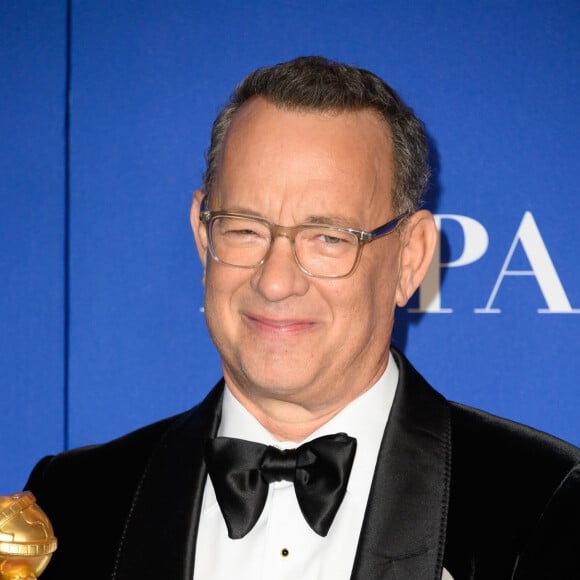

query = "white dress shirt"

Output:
[[193, 353, 453, 580]]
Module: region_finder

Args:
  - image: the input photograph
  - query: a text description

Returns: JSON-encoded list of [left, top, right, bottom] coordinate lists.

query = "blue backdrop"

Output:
[[2, 1, 579, 493]]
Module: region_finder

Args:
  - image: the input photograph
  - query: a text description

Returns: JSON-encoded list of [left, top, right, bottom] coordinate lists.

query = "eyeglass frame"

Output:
[[198, 194, 411, 279]]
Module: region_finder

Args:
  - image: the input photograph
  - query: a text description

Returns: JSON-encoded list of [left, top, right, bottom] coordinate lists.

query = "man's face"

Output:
[[193, 98, 411, 414]]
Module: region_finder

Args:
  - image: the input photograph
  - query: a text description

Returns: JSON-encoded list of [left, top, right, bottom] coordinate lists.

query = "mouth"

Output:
[[242, 313, 318, 335]]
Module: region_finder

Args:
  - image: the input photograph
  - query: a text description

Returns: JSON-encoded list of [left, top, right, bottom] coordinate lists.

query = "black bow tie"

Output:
[[204, 433, 357, 539]]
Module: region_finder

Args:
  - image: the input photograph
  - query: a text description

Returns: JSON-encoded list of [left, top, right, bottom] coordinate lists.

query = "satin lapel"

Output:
[[350, 349, 452, 580], [112, 381, 225, 580]]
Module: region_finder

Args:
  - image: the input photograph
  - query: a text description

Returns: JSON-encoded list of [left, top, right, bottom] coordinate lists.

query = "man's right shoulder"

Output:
[[27, 379, 226, 493], [24, 378, 223, 500], [26, 408, 188, 496]]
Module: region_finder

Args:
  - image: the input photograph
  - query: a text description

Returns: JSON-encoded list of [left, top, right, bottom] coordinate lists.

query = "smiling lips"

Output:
[[243, 312, 318, 335]]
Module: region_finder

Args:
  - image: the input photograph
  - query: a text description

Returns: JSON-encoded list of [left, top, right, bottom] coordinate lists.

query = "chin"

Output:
[[238, 365, 319, 398]]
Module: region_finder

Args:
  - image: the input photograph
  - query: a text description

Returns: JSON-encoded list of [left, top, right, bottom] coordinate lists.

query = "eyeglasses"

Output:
[[199, 196, 410, 278]]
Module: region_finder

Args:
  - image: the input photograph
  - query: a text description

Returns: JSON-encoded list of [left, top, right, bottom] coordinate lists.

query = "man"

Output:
[[25, 56, 580, 579]]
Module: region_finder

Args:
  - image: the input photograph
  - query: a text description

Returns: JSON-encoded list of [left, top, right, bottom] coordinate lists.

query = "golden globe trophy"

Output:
[[0, 492, 57, 579]]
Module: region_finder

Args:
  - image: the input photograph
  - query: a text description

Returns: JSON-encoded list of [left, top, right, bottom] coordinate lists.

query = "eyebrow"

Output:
[[216, 206, 364, 229], [302, 214, 364, 228]]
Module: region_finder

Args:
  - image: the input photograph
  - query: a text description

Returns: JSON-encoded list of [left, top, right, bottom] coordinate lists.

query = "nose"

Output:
[[251, 235, 309, 301]]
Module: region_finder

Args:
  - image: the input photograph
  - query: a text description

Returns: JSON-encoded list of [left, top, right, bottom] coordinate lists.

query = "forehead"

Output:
[[215, 98, 395, 219]]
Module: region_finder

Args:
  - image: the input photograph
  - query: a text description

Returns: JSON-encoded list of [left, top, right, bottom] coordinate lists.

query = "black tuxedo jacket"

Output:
[[26, 349, 580, 579]]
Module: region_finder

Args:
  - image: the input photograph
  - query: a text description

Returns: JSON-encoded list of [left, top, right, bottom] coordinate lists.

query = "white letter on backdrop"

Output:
[[475, 211, 580, 314], [409, 214, 489, 313]]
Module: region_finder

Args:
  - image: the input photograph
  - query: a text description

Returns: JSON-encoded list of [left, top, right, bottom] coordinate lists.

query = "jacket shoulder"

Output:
[[27, 409, 189, 495], [445, 401, 580, 578], [23, 381, 224, 580], [26, 379, 225, 498], [449, 401, 580, 469], [22, 410, 191, 579]]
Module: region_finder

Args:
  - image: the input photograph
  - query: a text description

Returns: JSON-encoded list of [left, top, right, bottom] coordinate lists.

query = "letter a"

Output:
[[475, 211, 580, 313]]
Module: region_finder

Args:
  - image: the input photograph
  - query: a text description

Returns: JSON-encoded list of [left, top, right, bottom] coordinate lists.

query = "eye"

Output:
[[315, 230, 357, 247], [227, 227, 260, 237], [299, 228, 357, 256], [320, 234, 344, 244], [215, 217, 270, 243]]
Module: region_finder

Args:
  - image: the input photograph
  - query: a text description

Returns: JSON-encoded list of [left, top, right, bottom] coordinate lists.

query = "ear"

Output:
[[395, 209, 438, 307], [190, 190, 209, 281]]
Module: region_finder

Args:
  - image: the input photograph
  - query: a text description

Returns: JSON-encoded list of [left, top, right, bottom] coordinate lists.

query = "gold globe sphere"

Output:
[[0, 492, 57, 580]]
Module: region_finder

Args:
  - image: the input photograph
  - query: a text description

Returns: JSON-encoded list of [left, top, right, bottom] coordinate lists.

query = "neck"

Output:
[[225, 370, 386, 442], [221, 350, 390, 441], [237, 396, 343, 442]]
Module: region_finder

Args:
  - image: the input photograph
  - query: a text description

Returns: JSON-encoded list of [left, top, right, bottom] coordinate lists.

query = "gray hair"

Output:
[[202, 56, 430, 214]]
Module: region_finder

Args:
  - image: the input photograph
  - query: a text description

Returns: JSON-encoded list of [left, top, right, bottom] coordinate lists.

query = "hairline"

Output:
[[204, 96, 406, 214]]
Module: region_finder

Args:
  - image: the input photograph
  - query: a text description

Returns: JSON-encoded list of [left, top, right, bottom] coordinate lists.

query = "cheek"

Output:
[[205, 261, 246, 295], [346, 261, 399, 326], [203, 265, 242, 324], [319, 278, 375, 331]]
